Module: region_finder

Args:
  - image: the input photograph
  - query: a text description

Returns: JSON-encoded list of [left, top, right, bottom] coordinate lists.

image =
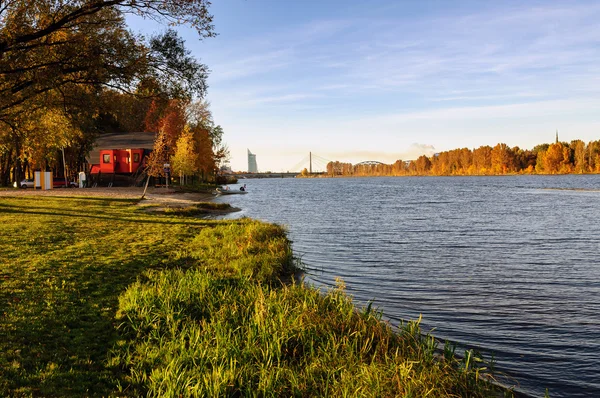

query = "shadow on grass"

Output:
[[0, 246, 199, 396], [0, 206, 218, 226], [0, 201, 242, 227], [0, 195, 140, 203]]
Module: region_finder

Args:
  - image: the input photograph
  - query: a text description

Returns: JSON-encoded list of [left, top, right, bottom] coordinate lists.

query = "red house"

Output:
[[88, 132, 155, 175], [90, 149, 147, 174]]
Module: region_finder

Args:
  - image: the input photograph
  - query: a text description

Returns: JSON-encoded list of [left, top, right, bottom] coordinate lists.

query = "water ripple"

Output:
[[220, 175, 600, 398]]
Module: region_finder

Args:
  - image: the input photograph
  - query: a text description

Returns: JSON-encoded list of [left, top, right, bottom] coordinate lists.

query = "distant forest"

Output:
[[325, 138, 600, 177]]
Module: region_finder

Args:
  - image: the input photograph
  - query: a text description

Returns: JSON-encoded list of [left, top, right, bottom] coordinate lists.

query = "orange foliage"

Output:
[[324, 139, 600, 177]]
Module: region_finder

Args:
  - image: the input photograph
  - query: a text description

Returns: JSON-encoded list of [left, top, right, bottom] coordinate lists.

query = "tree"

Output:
[[513, 147, 536, 173], [543, 143, 564, 174], [588, 140, 600, 172], [491, 143, 515, 174], [145, 128, 168, 179], [171, 126, 197, 184], [392, 160, 406, 176], [193, 124, 215, 180], [414, 155, 432, 174], [211, 125, 230, 170], [0, 0, 214, 185], [147, 99, 187, 152], [472, 146, 492, 174], [572, 140, 587, 174], [0, 0, 214, 62], [2, 7, 133, 123]]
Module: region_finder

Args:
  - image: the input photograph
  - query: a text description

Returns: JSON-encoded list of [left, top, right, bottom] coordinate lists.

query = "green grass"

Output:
[[162, 202, 234, 217], [0, 196, 506, 397]]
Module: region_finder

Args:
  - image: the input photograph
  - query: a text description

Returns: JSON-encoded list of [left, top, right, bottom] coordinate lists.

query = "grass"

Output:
[[0, 196, 506, 397], [162, 202, 235, 217]]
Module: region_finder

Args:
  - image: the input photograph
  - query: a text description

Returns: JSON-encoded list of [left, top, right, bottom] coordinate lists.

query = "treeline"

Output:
[[144, 98, 229, 184], [326, 140, 600, 177], [0, 0, 223, 187]]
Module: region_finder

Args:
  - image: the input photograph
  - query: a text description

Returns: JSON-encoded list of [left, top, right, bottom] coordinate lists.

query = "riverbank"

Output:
[[0, 195, 505, 396]]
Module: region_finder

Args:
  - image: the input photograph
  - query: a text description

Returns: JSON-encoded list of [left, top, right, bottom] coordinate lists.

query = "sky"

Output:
[[128, 0, 600, 172]]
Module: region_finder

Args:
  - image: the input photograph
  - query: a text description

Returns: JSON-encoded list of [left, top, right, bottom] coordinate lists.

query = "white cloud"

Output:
[[199, 2, 600, 171]]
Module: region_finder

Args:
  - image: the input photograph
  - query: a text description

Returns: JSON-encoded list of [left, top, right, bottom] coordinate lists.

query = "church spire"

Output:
[[555, 129, 559, 144]]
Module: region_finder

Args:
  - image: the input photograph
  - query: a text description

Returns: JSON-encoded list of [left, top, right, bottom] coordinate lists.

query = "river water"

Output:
[[216, 175, 600, 397]]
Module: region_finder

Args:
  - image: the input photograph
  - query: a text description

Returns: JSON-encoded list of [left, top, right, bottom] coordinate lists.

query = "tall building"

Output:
[[247, 149, 258, 173]]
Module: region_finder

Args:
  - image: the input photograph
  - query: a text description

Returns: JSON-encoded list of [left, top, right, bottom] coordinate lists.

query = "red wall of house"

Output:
[[93, 149, 145, 174]]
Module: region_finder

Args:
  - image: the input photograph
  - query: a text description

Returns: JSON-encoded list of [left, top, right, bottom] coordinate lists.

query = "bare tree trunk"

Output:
[[13, 138, 22, 186], [141, 173, 151, 199], [0, 151, 10, 186]]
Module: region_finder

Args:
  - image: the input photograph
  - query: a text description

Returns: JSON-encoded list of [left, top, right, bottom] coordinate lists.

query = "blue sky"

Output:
[[128, 0, 600, 172]]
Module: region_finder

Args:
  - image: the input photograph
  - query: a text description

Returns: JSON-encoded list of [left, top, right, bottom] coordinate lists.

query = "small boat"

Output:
[[215, 187, 248, 195]]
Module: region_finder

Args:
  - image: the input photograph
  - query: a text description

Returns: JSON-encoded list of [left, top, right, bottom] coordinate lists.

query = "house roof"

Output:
[[87, 132, 156, 164]]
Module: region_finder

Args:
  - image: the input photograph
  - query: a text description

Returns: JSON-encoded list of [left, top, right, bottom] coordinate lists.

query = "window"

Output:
[[133, 153, 140, 162], [103, 154, 110, 163]]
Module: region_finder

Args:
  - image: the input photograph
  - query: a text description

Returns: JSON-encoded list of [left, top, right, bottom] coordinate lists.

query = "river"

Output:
[[216, 175, 600, 397]]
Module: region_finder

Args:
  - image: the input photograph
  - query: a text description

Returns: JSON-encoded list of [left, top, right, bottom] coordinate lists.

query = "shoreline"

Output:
[[0, 190, 515, 396]]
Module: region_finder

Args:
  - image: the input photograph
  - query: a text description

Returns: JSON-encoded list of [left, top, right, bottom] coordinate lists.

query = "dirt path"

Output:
[[0, 187, 218, 207]]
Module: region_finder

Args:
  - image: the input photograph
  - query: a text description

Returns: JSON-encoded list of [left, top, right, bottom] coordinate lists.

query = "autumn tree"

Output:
[[472, 146, 492, 174], [171, 126, 198, 184], [192, 125, 215, 180], [587, 141, 600, 172], [145, 128, 167, 178], [392, 160, 406, 176], [317, 136, 600, 178], [431, 152, 450, 175], [0, 0, 214, 185], [491, 143, 515, 174], [0, 0, 213, 115], [414, 155, 432, 174], [572, 140, 587, 174], [513, 147, 536, 173], [542, 143, 564, 174]]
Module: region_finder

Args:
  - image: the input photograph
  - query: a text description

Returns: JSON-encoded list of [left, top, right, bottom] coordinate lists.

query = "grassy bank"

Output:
[[0, 196, 504, 397]]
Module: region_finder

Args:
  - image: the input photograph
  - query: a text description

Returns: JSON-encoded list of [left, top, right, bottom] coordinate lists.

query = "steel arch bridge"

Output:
[[355, 161, 384, 166], [289, 154, 386, 173]]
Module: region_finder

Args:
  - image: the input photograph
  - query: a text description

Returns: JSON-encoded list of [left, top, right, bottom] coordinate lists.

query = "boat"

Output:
[[215, 187, 248, 195]]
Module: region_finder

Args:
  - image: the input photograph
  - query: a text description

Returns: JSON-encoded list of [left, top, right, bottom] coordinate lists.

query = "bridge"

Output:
[[233, 153, 386, 178], [355, 161, 384, 166], [289, 152, 331, 173], [233, 172, 300, 179]]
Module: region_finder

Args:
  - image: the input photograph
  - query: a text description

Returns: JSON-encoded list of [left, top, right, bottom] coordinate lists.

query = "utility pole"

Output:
[[309, 152, 312, 174]]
